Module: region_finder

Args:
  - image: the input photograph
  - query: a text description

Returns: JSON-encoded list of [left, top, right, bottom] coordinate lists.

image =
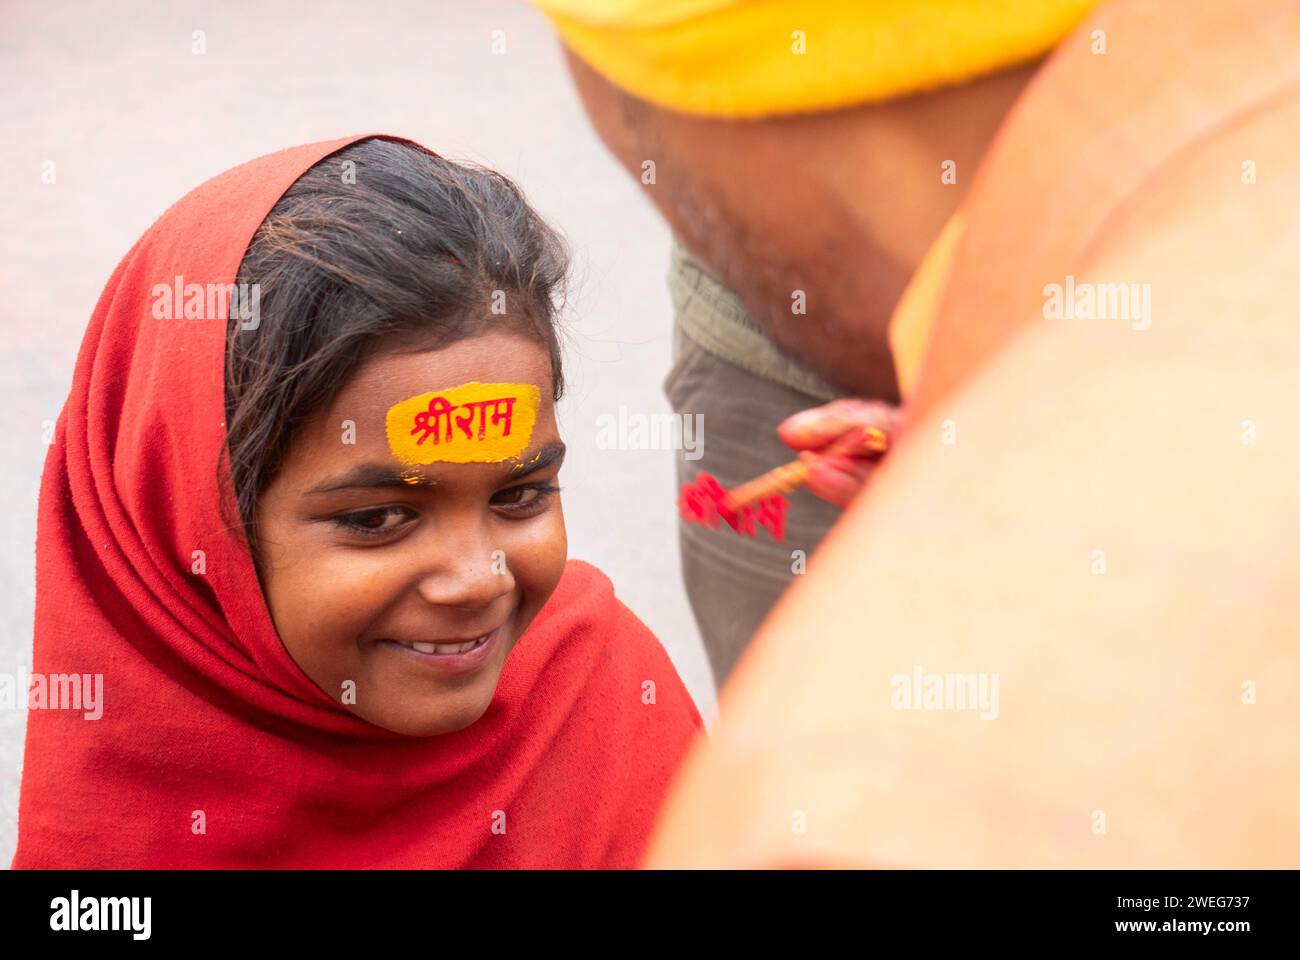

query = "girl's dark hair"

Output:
[[223, 137, 569, 547]]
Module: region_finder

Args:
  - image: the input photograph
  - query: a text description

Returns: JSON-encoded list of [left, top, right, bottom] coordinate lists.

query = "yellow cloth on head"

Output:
[[535, 0, 1100, 117]]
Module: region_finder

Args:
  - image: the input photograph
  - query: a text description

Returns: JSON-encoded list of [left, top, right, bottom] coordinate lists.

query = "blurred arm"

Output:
[[643, 92, 1300, 867]]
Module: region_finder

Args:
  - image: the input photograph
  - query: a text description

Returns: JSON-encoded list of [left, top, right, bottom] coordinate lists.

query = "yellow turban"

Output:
[[535, 0, 1100, 117]]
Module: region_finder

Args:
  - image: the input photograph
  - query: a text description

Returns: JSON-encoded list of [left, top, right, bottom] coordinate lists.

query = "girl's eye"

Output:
[[330, 505, 417, 537], [491, 482, 560, 513]]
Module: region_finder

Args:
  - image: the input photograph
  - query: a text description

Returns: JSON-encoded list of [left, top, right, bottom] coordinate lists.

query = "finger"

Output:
[[799, 451, 875, 508], [779, 398, 900, 452], [779, 398, 871, 448]]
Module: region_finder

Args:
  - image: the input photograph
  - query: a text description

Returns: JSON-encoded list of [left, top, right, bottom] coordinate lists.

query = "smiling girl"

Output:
[[11, 135, 703, 868]]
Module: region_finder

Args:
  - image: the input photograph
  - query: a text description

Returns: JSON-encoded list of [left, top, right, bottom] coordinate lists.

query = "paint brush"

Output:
[[722, 425, 889, 512]]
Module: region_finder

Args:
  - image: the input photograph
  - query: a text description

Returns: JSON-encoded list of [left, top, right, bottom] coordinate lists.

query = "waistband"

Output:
[[667, 237, 843, 403]]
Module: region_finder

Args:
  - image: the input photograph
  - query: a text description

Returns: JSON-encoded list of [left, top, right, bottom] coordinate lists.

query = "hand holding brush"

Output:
[[725, 398, 902, 511]]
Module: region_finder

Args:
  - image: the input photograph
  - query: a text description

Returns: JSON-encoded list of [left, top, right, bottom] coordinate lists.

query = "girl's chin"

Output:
[[363, 704, 494, 738], [359, 673, 502, 737], [406, 711, 492, 738]]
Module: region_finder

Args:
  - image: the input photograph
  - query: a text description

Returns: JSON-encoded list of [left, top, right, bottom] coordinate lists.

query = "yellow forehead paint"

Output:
[[386, 381, 540, 465]]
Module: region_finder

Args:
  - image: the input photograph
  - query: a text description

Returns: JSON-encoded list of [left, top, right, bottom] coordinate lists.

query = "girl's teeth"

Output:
[[408, 636, 484, 655]]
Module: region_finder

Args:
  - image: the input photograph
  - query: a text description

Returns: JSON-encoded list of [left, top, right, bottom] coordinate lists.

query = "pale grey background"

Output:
[[0, 0, 716, 865]]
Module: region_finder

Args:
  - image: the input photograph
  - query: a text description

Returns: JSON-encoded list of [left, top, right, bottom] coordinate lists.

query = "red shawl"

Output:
[[11, 135, 702, 868]]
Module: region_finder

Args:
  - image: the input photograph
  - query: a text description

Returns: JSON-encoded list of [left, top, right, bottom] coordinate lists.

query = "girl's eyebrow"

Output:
[[307, 466, 437, 495], [506, 441, 566, 479], [306, 441, 566, 494]]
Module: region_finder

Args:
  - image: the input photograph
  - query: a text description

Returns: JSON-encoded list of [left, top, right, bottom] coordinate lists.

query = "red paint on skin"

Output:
[[678, 472, 787, 542]]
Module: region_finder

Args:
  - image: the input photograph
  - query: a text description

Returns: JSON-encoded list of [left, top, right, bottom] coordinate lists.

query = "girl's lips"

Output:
[[380, 626, 501, 673]]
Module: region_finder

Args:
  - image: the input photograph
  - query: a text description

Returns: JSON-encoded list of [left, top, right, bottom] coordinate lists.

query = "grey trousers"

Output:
[[662, 239, 845, 688]]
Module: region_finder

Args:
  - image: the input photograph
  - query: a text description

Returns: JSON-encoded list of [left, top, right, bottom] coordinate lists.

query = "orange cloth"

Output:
[[887, 212, 965, 400]]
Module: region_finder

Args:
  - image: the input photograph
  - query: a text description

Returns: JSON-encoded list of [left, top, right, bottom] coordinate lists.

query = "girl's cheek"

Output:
[[263, 538, 393, 649], [502, 507, 568, 598]]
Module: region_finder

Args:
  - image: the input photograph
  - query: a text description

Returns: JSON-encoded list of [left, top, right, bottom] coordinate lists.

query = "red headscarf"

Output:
[[11, 134, 702, 868]]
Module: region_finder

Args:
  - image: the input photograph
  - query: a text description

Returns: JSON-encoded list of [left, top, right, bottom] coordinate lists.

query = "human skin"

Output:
[[777, 399, 903, 508], [254, 330, 567, 737], [644, 4, 1300, 867], [563, 48, 1038, 402]]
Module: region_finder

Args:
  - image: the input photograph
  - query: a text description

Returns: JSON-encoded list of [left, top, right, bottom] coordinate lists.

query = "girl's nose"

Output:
[[415, 545, 516, 611]]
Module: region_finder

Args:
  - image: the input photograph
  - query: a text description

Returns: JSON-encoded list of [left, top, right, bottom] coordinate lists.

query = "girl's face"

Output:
[[254, 330, 567, 736]]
